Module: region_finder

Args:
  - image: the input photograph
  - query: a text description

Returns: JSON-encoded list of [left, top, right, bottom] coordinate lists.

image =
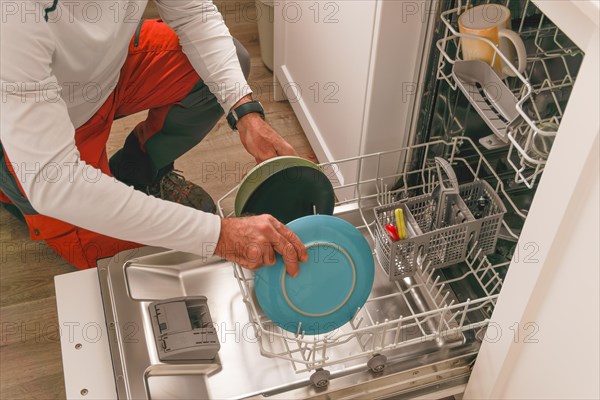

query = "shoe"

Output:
[[142, 170, 217, 214]]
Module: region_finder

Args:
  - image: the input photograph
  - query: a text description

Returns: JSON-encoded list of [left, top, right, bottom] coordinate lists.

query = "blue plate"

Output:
[[254, 215, 375, 335]]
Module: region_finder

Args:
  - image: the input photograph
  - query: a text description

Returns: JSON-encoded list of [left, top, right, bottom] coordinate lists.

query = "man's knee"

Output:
[[233, 38, 251, 80]]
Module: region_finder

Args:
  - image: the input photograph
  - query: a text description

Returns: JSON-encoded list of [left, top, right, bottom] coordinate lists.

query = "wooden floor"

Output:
[[0, 2, 313, 398]]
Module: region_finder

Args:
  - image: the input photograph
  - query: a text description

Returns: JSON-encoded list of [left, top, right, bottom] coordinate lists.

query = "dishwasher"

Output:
[[55, 0, 598, 398]]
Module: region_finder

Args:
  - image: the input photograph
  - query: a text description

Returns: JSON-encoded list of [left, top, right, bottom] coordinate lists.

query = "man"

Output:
[[0, 0, 308, 275]]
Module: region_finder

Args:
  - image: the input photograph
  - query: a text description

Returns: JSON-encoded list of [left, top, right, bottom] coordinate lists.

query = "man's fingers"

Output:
[[237, 256, 262, 270], [270, 218, 308, 278], [282, 252, 300, 277], [273, 221, 308, 263], [263, 244, 276, 266], [274, 141, 297, 157], [284, 258, 300, 278], [234, 242, 273, 269], [271, 235, 301, 277], [256, 146, 279, 163], [243, 240, 265, 265]]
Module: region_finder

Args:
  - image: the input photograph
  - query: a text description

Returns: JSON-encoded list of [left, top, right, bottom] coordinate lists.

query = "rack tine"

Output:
[[380, 319, 389, 349], [295, 322, 303, 339]]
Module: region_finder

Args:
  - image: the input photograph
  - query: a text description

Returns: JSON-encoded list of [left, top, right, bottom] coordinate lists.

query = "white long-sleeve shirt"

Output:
[[0, 0, 251, 257]]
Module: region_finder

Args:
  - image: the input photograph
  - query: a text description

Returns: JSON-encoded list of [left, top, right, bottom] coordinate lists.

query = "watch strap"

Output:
[[227, 100, 265, 130]]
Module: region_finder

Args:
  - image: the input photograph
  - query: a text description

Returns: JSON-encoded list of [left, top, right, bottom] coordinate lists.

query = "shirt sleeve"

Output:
[[155, 0, 252, 114], [0, 13, 222, 259]]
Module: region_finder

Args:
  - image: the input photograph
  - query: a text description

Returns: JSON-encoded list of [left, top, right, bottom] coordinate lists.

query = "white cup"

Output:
[[458, 4, 527, 78]]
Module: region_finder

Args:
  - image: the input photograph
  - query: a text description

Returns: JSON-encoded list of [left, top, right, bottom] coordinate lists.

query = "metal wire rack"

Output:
[[216, 137, 523, 374], [435, 0, 584, 188]]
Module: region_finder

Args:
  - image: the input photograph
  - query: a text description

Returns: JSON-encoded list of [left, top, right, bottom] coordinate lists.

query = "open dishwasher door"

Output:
[[56, 250, 475, 399]]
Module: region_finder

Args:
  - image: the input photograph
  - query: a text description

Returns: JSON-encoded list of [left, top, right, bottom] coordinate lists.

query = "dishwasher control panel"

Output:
[[149, 296, 220, 361]]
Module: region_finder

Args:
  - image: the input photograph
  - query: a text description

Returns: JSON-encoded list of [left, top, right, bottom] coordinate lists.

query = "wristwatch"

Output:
[[226, 100, 265, 130]]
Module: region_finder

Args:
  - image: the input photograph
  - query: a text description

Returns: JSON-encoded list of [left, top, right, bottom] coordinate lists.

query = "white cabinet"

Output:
[[274, 0, 431, 190]]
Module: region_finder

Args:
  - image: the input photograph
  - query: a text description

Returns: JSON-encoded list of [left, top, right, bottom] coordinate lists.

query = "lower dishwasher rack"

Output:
[[216, 136, 523, 375]]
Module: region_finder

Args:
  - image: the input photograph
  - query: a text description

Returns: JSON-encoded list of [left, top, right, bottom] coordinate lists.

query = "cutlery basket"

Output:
[[374, 159, 506, 280], [458, 180, 507, 255]]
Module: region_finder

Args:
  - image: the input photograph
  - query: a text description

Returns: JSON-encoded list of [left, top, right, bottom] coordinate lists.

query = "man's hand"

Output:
[[232, 96, 297, 163], [214, 215, 308, 276]]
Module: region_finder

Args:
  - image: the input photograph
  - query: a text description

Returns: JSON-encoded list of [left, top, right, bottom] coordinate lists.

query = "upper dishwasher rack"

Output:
[[435, 0, 584, 188]]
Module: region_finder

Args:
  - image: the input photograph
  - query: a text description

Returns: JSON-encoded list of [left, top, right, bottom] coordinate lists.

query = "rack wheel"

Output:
[[368, 354, 387, 373], [310, 369, 330, 388]]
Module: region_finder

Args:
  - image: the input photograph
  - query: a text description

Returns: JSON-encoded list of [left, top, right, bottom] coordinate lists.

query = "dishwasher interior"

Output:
[[97, 0, 585, 398]]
